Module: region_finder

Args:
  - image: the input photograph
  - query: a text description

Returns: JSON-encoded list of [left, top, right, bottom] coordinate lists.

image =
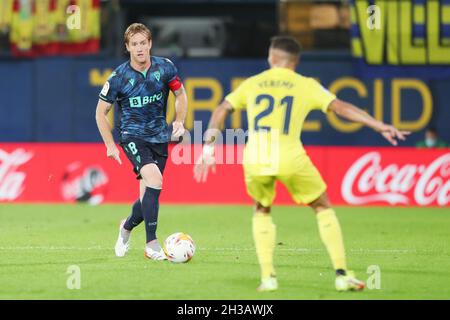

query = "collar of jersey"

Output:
[[269, 66, 296, 73], [128, 56, 153, 78]]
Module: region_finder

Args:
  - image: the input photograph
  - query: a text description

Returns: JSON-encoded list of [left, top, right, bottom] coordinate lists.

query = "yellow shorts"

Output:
[[244, 155, 327, 207]]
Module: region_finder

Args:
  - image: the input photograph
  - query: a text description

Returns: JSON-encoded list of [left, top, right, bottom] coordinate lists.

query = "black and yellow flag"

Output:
[[57, 0, 100, 55]]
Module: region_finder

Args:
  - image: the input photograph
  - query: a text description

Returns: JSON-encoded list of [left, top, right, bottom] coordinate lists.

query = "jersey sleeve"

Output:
[[99, 71, 120, 103], [165, 58, 182, 92], [307, 78, 336, 113], [224, 80, 249, 111]]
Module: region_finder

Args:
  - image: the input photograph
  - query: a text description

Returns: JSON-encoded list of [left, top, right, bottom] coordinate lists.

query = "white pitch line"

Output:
[[0, 246, 416, 253]]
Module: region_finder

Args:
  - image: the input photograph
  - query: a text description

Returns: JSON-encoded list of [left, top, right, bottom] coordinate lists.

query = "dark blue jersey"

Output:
[[99, 56, 181, 144]]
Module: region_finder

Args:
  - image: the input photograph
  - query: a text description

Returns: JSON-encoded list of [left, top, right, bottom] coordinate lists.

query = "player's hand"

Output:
[[171, 121, 185, 140], [106, 144, 122, 165], [193, 144, 216, 183], [378, 124, 410, 146]]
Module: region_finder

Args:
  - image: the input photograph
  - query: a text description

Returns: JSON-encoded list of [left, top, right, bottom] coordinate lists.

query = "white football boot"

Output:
[[144, 243, 168, 261], [257, 276, 278, 292], [335, 270, 365, 292], [114, 219, 130, 257]]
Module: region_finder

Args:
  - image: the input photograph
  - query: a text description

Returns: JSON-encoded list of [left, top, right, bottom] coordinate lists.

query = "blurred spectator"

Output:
[[310, 0, 350, 48], [416, 127, 448, 148], [101, 0, 125, 58], [280, 0, 350, 50]]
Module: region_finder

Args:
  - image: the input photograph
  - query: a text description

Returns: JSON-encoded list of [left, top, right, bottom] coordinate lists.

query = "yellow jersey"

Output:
[[225, 67, 336, 175]]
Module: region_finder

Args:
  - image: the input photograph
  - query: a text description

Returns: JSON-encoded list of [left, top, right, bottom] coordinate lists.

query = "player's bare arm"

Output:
[[205, 100, 233, 144], [328, 99, 410, 146], [95, 99, 122, 164], [172, 85, 188, 139], [193, 100, 232, 183]]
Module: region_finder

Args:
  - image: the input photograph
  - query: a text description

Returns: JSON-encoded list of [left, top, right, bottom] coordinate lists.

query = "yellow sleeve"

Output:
[[307, 78, 336, 113], [224, 80, 249, 111]]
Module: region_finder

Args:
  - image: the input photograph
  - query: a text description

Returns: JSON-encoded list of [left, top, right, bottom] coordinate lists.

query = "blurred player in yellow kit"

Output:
[[194, 36, 409, 292]]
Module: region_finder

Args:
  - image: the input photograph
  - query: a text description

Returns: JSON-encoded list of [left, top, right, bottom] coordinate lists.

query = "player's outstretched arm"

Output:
[[204, 100, 233, 144], [95, 99, 122, 165], [193, 100, 233, 183], [172, 85, 188, 140], [328, 99, 410, 146]]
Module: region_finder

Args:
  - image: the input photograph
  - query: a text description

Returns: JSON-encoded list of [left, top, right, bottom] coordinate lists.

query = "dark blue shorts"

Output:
[[120, 137, 168, 179]]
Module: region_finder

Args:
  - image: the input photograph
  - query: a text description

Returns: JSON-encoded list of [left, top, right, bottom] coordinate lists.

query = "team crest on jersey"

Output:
[[153, 71, 161, 82]]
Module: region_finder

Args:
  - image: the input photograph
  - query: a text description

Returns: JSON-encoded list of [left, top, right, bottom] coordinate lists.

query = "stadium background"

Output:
[[0, 0, 449, 205], [0, 0, 450, 301]]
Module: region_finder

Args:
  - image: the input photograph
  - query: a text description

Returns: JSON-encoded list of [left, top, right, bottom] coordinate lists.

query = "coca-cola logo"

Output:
[[0, 148, 34, 201], [342, 152, 450, 206], [61, 162, 109, 205]]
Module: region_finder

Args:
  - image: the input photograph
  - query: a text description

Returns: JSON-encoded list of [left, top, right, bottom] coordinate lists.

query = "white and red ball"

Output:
[[163, 232, 196, 263]]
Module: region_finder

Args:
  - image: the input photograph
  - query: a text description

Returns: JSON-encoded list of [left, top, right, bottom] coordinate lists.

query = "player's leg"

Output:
[[245, 174, 278, 291], [117, 181, 146, 239], [279, 155, 364, 291], [115, 140, 146, 257], [114, 198, 142, 257], [139, 163, 167, 260], [123, 197, 144, 231], [279, 158, 347, 273], [253, 201, 278, 292], [308, 193, 364, 291], [120, 139, 168, 260], [278, 159, 346, 273], [308, 192, 347, 275]]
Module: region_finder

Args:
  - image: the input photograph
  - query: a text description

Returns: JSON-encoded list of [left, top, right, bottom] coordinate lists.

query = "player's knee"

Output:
[[140, 164, 163, 189], [254, 202, 271, 214], [145, 175, 162, 189], [308, 192, 332, 213]]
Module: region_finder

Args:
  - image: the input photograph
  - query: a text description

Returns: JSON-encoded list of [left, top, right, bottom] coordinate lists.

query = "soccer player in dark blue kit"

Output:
[[95, 23, 188, 260]]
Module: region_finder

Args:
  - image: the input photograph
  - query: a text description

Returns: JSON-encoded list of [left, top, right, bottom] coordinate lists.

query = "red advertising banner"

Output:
[[0, 144, 448, 206]]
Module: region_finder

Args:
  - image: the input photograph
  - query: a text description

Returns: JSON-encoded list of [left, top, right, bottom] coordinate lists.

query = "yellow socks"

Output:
[[252, 213, 276, 279], [252, 209, 346, 279], [316, 209, 347, 271]]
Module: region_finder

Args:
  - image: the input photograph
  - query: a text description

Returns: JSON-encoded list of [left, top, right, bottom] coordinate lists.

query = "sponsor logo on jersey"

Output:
[[129, 92, 163, 107]]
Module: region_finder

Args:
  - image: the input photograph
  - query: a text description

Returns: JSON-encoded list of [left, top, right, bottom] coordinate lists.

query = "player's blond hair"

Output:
[[124, 23, 152, 45]]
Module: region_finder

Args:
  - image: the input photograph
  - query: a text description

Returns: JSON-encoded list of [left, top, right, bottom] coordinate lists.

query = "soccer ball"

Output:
[[163, 232, 196, 263]]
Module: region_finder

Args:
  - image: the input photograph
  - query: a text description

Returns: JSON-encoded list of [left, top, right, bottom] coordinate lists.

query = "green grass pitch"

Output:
[[0, 204, 449, 300]]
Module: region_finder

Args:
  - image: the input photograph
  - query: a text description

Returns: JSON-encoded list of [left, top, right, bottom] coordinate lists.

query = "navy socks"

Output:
[[141, 187, 161, 243], [123, 199, 143, 231]]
